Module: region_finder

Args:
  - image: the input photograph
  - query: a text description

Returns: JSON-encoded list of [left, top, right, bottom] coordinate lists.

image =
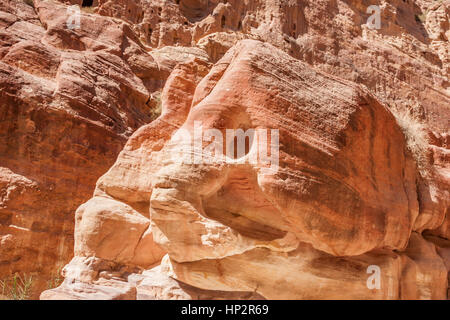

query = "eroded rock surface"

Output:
[[0, 0, 448, 300], [42, 38, 449, 299], [0, 0, 195, 297]]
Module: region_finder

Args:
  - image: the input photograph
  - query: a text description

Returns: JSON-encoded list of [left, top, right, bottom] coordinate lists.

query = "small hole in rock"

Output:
[[221, 15, 226, 28], [82, 0, 93, 7]]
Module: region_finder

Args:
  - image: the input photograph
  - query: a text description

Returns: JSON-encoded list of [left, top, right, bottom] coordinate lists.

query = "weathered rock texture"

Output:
[[0, 0, 448, 300], [0, 0, 189, 297]]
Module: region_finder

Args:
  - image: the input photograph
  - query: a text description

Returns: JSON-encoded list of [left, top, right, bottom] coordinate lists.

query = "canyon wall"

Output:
[[0, 0, 448, 299]]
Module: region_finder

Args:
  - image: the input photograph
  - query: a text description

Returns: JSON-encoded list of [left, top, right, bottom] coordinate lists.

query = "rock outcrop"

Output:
[[0, 0, 448, 300], [42, 38, 449, 299], [0, 0, 189, 297]]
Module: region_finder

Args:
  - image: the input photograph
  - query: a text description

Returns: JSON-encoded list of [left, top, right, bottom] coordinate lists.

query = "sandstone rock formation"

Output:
[[0, 0, 190, 297], [43, 35, 448, 299], [0, 0, 448, 300]]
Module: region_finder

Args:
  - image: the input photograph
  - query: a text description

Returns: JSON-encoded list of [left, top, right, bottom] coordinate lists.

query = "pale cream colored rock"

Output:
[[161, 247, 403, 300], [43, 38, 448, 300], [162, 233, 448, 300], [135, 266, 265, 300], [151, 39, 420, 262], [40, 259, 264, 300], [74, 197, 165, 267], [40, 256, 139, 300]]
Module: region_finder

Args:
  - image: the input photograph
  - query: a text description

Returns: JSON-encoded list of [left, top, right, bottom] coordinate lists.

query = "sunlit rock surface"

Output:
[[0, 0, 448, 300]]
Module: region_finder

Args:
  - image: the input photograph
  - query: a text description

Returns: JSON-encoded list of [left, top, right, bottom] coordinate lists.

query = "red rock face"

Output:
[[43, 35, 448, 299], [0, 0, 173, 297], [0, 0, 448, 300]]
